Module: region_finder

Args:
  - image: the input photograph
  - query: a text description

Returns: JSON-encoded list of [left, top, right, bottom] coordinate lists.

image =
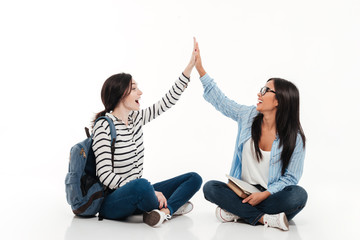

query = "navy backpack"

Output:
[[65, 116, 116, 217]]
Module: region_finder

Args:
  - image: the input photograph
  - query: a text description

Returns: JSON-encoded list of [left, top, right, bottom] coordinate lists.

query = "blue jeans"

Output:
[[99, 172, 202, 220], [203, 180, 307, 225]]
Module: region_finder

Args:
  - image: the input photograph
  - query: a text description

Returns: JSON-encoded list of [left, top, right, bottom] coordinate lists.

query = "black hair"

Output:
[[251, 78, 306, 174]]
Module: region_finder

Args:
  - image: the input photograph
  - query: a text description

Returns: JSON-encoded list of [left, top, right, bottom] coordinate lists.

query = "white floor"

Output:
[[5, 182, 358, 240]]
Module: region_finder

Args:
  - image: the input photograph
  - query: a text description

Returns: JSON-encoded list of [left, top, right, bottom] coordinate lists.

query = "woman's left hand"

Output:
[[242, 191, 271, 206]]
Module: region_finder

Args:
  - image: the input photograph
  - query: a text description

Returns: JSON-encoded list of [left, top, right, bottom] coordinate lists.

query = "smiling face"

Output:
[[120, 79, 143, 111], [256, 80, 278, 114]]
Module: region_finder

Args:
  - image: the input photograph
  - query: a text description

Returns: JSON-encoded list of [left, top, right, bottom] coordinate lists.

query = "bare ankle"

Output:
[[259, 215, 264, 225]]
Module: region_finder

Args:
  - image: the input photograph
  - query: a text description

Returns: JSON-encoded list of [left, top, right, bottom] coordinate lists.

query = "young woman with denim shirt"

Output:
[[91, 39, 202, 227], [194, 42, 307, 231]]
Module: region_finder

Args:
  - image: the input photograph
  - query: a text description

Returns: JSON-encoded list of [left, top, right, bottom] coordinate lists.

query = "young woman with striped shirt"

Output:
[[92, 39, 202, 227], [194, 41, 308, 231]]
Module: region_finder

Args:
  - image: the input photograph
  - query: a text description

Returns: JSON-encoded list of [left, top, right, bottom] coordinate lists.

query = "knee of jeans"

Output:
[[297, 186, 308, 206], [286, 185, 308, 207], [131, 178, 154, 196], [202, 180, 218, 199], [188, 172, 203, 190]]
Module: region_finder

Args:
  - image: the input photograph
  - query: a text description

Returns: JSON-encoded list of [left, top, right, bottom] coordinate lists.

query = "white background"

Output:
[[1, 0, 359, 239]]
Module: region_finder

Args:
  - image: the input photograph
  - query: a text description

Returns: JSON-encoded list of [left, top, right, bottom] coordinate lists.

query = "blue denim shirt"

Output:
[[200, 74, 305, 194]]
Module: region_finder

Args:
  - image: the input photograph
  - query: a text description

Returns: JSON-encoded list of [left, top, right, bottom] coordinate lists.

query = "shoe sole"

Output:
[[143, 211, 161, 227], [216, 207, 226, 222], [216, 207, 238, 223], [173, 202, 193, 216], [281, 213, 289, 231]]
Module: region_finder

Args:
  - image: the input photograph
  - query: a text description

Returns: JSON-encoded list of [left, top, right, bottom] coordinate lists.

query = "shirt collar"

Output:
[[105, 112, 132, 124]]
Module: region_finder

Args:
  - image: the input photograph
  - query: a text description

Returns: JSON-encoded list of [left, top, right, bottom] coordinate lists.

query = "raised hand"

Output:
[[194, 40, 206, 77], [189, 37, 197, 67], [183, 37, 198, 78]]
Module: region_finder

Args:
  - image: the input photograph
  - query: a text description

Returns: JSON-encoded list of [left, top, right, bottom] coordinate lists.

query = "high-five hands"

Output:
[[193, 38, 206, 77], [183, 37, 206, 78], [183, 37, 198, 78]]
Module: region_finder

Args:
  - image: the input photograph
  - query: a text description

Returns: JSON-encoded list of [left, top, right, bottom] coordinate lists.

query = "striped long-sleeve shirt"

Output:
[[92, 73, 190, 189]]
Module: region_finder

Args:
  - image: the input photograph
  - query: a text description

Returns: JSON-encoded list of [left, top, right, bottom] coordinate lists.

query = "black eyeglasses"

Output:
[[260, 86, 276, 96]]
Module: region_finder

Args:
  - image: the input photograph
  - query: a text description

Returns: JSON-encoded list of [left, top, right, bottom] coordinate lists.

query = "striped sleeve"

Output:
[[92, 119, 121, 189], [140, 73, 190, 125]]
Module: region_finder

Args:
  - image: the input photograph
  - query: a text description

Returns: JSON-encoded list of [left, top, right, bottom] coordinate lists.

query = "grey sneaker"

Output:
[[263, 212, 289, 231], [215, 207, 240, 223], [143, 209, 171, 227], [173, 202, 193, 216]]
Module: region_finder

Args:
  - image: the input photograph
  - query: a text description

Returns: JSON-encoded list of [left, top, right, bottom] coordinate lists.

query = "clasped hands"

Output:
[[242, 191, 271, 206]]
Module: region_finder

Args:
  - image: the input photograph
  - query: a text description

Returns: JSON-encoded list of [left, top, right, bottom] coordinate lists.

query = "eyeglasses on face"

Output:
[[260, 86, 276, 96]]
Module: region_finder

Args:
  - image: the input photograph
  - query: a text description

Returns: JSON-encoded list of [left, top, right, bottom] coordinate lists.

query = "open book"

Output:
[[226, 174, 260, 198]]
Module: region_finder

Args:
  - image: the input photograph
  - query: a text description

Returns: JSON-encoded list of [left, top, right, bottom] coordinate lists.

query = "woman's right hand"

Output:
[[194, 40, 207, 77], [155, 191, 167, 209], [182, 37, 198, 78]]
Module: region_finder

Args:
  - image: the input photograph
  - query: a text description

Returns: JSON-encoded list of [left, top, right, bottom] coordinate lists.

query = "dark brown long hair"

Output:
[[93, 73, 132, 123], [251, 78, 306, 174]]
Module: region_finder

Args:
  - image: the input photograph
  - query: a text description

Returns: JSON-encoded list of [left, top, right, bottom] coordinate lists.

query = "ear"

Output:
[[274, 98, 278, 107]]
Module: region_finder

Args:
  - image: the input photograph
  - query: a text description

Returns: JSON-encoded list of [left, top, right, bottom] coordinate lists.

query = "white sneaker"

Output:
[[263, 212, 289, 231], [215, 206, 240, 223], [173, 202, 193, 216], [143, 209, 171, 227]]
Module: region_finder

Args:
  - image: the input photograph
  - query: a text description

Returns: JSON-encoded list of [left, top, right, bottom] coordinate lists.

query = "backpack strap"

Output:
[[85, 127, 91, 138], [94, 116, 117, 168]]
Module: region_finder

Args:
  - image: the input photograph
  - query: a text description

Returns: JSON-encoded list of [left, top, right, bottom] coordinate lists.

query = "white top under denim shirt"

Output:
[[241, 139, 270, 189], [200, 73, 305, 194]]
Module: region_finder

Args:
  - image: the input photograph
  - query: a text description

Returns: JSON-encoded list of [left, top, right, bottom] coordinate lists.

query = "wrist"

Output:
[[263, 191, 271, 198], [198, 67, 206, 77], [183, 65, 193, 78], [196, 63, 206, 76]]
